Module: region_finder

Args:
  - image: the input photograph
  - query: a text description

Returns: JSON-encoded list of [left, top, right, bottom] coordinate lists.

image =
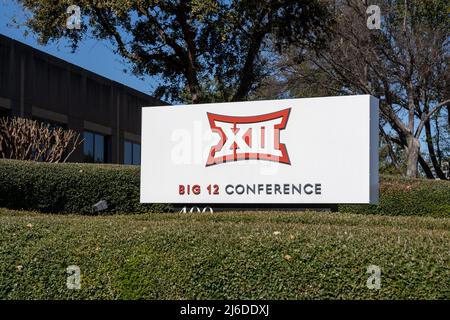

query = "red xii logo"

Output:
[[206, 108, 291, 166]]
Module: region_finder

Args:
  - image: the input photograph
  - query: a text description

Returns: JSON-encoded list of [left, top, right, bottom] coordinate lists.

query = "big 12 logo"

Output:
[[206, 108, 291, 166]]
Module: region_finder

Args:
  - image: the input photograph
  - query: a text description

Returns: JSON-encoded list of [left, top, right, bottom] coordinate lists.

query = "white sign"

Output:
[[141, 95, 379, 204]]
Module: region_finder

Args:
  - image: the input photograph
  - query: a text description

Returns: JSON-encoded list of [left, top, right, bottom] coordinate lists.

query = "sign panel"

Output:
[[141, 95, 379, 204]]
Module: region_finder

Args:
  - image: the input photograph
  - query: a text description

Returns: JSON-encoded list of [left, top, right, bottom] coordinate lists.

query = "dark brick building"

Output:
[[0, 34, 165, 164]]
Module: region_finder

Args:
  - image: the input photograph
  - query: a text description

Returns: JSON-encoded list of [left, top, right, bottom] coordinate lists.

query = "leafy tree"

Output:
[[258, 0, 449, 179], [17, 0, 332, 103]]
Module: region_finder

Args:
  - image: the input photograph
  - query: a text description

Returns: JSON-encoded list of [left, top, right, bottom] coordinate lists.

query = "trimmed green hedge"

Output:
[[1, 209, 448, 299], [0, 159, 449, 216], [0, 159, 169, 214], [340, 175, 450, 217]]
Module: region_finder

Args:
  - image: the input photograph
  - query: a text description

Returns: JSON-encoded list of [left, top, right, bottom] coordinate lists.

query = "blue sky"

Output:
[[0, 1, 160, 98]]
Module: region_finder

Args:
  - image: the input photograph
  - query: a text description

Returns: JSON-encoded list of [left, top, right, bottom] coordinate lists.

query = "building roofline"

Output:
[[0, 33, 169, 105]]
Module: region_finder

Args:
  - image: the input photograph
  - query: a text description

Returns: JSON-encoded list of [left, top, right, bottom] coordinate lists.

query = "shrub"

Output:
[[0, 159, 169, 214], [339, 175, 450, 217], [0, 210, 448, 299], [0, 159, 448, 216], [0, 117, 82, 162]]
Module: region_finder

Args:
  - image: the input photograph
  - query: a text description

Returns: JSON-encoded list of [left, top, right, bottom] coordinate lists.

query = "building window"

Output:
[[84, 131, 107, 163], [124, 141, 141, 165]]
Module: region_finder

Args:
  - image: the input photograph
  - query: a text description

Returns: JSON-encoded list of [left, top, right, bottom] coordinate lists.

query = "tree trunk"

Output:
[[447, 105, 450, 127], [189, 85, 201, 104], [405, 135, 420, 178], [418, 154, 435, 179], [425, 119, 447, 179]]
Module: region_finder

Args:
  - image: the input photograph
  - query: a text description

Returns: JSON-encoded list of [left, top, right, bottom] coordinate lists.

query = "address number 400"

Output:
[[179, 206, 214, 213]]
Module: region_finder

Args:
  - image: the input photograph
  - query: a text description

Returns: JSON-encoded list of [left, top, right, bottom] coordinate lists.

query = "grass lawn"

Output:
[[0, 208, 448, 300]]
